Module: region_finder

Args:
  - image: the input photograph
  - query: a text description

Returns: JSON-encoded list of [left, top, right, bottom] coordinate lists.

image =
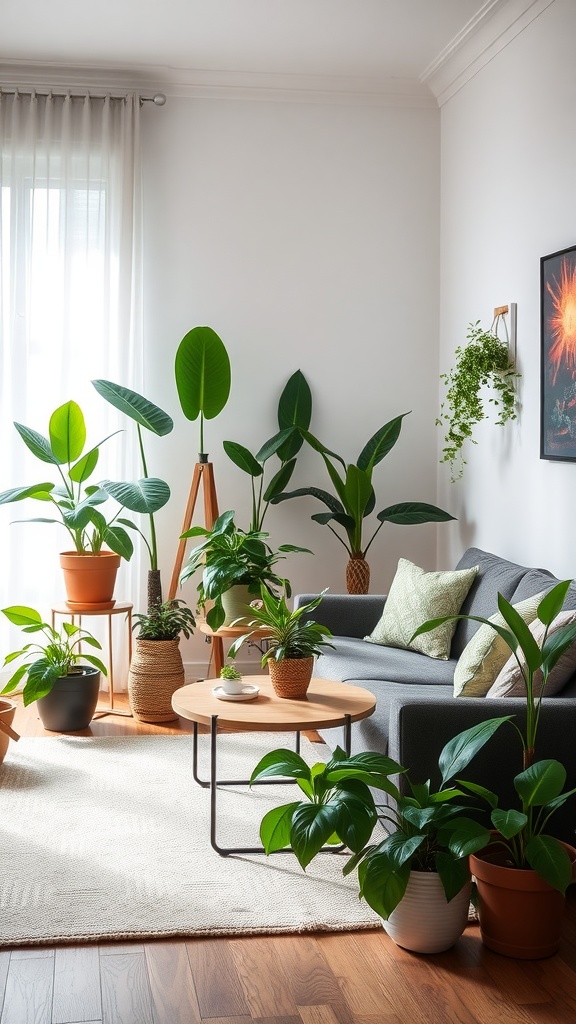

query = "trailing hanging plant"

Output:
[[437, 320, 520, 482]]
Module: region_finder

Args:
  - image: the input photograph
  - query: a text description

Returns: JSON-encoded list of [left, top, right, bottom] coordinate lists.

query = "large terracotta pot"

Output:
[[383, 872, 472, 954], [470, 840, 576, 959], [268, 657, 314, 699], [60, 551, 121, 610], [128, 638, 185, 723], [37, 668, 101, 732], [0, 699, 19, 765]]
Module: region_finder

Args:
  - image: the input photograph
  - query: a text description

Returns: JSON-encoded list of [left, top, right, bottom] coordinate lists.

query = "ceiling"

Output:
[[0, 0, 489, 86]]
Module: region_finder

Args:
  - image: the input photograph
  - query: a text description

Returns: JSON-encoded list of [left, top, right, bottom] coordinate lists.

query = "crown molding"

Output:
[[421, 0, 556, 106], [0, 60, 437, 108]]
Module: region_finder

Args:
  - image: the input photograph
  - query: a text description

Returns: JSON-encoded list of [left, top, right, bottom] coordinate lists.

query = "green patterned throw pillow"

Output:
[[365, 557, 479, 661], [453, 590, 545, 697]]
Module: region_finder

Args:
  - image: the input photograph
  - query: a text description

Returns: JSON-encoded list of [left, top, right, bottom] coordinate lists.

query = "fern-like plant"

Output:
[[437, 320, 520, 482]]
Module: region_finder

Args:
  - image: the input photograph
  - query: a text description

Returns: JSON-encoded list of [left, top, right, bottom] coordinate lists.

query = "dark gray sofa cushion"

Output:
[[315, 638, 455, 686], [450, 547, 531, 658], [511, 568, 576, 610]]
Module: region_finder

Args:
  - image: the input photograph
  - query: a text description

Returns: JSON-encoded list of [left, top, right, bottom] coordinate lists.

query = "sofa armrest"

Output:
[[387, 695, 576, 845], [293, 593, 386, 639]]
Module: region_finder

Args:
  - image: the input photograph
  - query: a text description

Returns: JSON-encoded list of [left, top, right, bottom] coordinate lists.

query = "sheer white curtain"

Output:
[[0, 90, 144, 687]]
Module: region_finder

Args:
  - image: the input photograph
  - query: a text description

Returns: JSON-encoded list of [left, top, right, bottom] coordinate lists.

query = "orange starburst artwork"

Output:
[[546, 257, 576, 386]]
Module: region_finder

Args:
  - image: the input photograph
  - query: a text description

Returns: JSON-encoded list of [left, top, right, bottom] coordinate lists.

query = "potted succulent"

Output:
[[271, 412, 454, 594], [437, 319, 520, 482], [179, 509, 311, 631], [0, 400, 134, 608], [128, 598, 196, 723], [413, 579, 576, 958], [228, 588, 334, 698], [250, 718, 504, 952], [0, 605, 107, 732]]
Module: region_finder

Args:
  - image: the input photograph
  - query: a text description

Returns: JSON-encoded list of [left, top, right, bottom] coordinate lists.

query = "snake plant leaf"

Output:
[[277, 370, 312, 460], [222, 441, 263, 477], [49, 401, 86, 464], [92, 380, 173, 436], [100, 478, 170, 514], [263, 458, 296, 502], [356, 413, 408, 472], [0, 483, 55, 504], [376, 502, 456, 525], [13, 423, 60, 465], [175, 326, 231, 421]]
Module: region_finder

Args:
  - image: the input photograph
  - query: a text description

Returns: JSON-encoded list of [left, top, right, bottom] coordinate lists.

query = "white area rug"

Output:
[[0, 734, 381, 947]]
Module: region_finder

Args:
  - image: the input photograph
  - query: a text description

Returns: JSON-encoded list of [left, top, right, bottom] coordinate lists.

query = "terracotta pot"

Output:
[[0, 699, 18, 765], [346, 556, 370, 594], [383, 873, 472, 954], [268, 657, 314, 699], [470, 840, 576, 959], [37, 668, 101, 732], [60, 551, 121, 610], [128, 638, 184, 723], [221, 585, 255, 626]]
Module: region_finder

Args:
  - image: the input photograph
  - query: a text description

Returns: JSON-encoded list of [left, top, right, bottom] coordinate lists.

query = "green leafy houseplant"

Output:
[[132, 599, 196, 641], [250, 718, 504, 919], [174, 325, 231, 458], [179, 509, 311, 631], [271, 412, 454, 593], [92, 380, 173, 609], [0, 400, 133, 559], [223, 370, 312, 532], [220, 664, 242, 682], [0, 605, 107, 706], [228, 587, 334, 667], [412, 580, 576, 893], [437, 320, 520, 482]]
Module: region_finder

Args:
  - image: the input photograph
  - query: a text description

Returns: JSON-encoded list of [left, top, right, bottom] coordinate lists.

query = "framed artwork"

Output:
[[541, 244, 576, 461]]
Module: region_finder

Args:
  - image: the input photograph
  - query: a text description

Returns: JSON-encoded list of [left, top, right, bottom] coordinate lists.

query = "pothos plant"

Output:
[[437, 320, 520, 482]]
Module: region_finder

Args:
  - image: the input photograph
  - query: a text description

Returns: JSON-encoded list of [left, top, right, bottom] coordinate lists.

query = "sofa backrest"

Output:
[[450, 548, 534, 658]]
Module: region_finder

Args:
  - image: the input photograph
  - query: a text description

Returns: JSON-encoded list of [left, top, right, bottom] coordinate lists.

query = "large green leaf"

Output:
[[299, 429, 347, 470], [14, 423, 60, 465], [356, 413, 408, 472], [435, 852, 471, 902], [263, 459, 296, 502], [69, 447, 99, 484], [344, 465, 373, 526], [277, 370, 312, 460], [525, 835, 573, 893], [174, 326, 231, 421], [270, 486, 345, 516], [250, 749, 312, 784], [49, 401, 86, 464], [2, 606, 43, 627], [491, 809, 527, 838], [92, 380, 173, 436], [0, 483, 55, 504], [376, 502, 455, 525], [255, 428, 296, 464], [103, 525, 134, 560], [537, 580, 573, 627], [358, 852, 411, 919], [259, 802, 302, 853], [438, 817, 491, 858], [496, 593, 541, 673], [514, 760, 566, 807], [290, 803, 342, 868], [223, 441, 263, 477], [438, 717, 511, 785], [101, 478, 170, 514]]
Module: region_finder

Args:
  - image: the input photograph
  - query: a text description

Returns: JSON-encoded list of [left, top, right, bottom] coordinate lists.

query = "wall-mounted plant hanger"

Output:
[[437, 303, 521, 482]]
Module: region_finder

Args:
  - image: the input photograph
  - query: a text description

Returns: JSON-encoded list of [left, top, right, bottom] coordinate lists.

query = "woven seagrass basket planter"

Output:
[[128, 638, 185, 723], [268, 656, 314, 699], [346, 556, 370, 594]]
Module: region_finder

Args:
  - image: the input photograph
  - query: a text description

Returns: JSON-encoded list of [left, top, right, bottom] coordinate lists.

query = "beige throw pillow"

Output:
[[487, 609, 576, 698], [453, 591, 545, 698], [365, 558, 479, 661]]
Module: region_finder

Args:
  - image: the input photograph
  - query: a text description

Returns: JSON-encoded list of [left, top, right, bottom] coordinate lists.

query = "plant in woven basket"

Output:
[[271, 413, 454, 593], [132, 599, 196, 641], [437, 320, 520, 482], [128, 600, 195, 724]]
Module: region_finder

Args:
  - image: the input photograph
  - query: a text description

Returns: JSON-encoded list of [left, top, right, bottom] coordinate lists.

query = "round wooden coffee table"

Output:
[[172, 676, 377, 856]]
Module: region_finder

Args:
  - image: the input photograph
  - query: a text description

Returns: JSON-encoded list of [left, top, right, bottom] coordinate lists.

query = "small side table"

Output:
[[51, 601, 133, 718], [199, 622, 270, 678]]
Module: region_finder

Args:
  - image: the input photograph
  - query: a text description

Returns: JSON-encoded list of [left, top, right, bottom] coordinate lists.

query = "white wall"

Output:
[[141, 95, 442, 674], [438, 0, 576, 580]]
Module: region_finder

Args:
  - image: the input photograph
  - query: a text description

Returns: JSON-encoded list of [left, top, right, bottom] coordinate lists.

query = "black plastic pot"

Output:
[[37, 667, 101, 732]]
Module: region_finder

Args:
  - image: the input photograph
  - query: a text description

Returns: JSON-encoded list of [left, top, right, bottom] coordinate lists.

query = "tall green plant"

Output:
[[223, 370, 312, 532], [92, 380, 173, 608], [174, 326, 231, 457], [0, 401, 133, 558], [272, 412, 454, 559]]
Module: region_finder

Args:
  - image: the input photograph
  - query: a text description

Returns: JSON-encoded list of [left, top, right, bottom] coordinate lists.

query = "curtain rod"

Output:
[[0, 88, 167, 106]]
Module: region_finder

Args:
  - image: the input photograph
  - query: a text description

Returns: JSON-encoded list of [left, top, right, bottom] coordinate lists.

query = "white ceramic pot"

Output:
[[382, 871, 471, 954]]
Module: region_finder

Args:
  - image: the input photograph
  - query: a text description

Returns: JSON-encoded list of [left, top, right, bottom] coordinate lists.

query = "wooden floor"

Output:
[[2, 695, 576, 1024]]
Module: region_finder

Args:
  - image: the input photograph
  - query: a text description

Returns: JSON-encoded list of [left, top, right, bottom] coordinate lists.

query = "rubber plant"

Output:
[[437, 320, 520, 482], [174, 325, 231, 459], [223, 370, 312, 532], [271, 412, 454, 594], [92, 380, 173, 609]]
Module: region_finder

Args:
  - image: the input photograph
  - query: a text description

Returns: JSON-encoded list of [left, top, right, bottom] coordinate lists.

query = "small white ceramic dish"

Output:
[[212, 684, 260, 702]]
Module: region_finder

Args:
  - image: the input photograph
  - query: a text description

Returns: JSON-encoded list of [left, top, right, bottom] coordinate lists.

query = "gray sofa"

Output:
[[295, 547, 576, 844]]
